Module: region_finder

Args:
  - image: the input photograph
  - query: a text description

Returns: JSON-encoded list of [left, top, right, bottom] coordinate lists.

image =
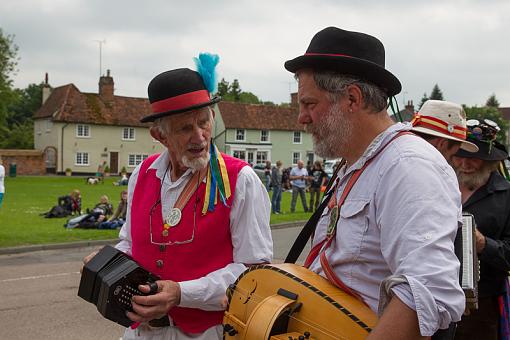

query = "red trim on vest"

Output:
[[151, 90, 210, 114], [130, 153, 247, 333]]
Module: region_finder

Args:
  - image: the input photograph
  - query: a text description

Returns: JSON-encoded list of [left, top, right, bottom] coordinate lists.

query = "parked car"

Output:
[[324, 158, 342, 179]]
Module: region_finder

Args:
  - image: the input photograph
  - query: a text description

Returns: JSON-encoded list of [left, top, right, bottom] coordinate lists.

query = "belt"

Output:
[[148, 316, 171, 328]]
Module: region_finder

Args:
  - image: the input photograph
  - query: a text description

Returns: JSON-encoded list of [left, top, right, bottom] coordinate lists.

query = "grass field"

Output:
[[0, 176, 312, 248]]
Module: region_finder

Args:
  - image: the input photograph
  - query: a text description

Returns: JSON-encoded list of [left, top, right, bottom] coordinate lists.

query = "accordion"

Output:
[[78, 245, 165, 327]]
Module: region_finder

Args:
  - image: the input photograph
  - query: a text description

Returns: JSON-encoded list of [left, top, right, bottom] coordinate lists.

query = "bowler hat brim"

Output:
[[455, 139, 509, 161], [284, 54, 402, 97], [140, 96, 221, 123]]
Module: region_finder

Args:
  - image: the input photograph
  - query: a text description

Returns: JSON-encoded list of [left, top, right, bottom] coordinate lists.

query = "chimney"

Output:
[[42, 72, 51, 105], [99, 69, 114, 103], [405, 100, 415, 114], [290, 92, 298, 108]]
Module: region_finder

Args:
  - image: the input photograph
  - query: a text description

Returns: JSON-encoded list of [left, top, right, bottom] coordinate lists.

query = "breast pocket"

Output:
[[338, 198, 371, 259]]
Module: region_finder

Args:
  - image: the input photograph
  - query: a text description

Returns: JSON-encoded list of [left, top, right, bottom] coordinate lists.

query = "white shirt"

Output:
[[309, 123, 465, 336], [290, 167, 308, 188], [116, 150, 272, 311]]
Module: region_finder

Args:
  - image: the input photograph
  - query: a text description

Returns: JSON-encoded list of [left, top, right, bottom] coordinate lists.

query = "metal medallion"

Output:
[[166, 208, 182, 227], [327, 206, 339, 236]]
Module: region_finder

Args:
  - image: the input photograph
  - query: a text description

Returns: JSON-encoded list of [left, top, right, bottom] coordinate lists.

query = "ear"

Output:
[[210, 107, 216, 119], [150, 127, 168, 147], [345, 84, 363, 113]]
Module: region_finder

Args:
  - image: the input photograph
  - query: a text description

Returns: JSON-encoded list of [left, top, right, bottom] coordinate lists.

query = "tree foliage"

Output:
[[418, 92, 428, 110], [485, 94, 500, 108], [429, 84, 444, 100], [464, 105, 508, 145], [0, 29, 18, 126], [217, 78, 262, 104]]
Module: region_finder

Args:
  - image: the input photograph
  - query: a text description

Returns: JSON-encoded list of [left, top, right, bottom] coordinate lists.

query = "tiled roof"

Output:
[[34, 84, 152, 127], [34, 83, 305, 131], [218, 102, 304, 131]]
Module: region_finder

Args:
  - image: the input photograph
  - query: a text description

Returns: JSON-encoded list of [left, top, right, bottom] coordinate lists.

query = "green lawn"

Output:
[[0, 176, 312, 248]]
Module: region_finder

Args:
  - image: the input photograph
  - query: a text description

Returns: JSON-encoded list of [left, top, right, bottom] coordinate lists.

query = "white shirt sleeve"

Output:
[[179, 165, 273, 310], [115, 164, 141, 256]]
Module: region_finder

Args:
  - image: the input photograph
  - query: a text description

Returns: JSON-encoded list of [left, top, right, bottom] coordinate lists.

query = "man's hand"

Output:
[[475, 229, 486, 253], [127, 280, 181, 323], [80, 249, 100, 274]]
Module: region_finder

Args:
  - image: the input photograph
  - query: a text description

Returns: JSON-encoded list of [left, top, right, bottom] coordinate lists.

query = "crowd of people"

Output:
[[72, 27, 509, 340]]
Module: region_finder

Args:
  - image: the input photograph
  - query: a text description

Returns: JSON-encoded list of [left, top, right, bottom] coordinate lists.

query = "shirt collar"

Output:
[[148, 149, 195, 184], [347, 122, 411, 172]]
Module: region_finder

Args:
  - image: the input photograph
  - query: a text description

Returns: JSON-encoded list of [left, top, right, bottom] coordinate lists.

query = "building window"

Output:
[[247, 151, 254, 165], [75, 152, 89, 166], [292, 152, 301, 165], [76, 124, 90, 138], [256, 151, 268, 163], [293, 131, 302, 144], [45, 120, 52, 132], [260, 130, 269, 142], [233, 150, 246, 160], [122, 127, 136, 140], [128, 154, 148, 167], [236, 129, 246, 141]]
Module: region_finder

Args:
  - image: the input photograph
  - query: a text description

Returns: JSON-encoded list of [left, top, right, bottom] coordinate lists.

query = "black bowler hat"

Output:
[[455, 139, 509, 161], [141, 68, 220, 123], [284, 27, 401, 96]]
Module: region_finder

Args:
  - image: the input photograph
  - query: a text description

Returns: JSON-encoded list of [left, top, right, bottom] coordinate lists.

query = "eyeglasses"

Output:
[[149, 197, 198, 246], [466, 119, 500, 142]]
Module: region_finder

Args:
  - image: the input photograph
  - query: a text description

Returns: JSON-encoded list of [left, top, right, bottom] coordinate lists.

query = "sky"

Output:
[[1, 0, 509, 109]]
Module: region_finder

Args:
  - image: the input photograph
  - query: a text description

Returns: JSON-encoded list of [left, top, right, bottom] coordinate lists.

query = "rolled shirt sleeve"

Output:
[[376, 154, 465, 336]]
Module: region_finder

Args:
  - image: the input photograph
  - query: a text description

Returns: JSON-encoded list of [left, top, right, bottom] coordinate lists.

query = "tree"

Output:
[[429, 84, 444, 100], [230, 79, 241, 101], [217, 78, 230, 98], [0, 29, 19, 126], [418, 92, 428, 110], [464, 105, 508, 145], [485, 94, 500, 108]]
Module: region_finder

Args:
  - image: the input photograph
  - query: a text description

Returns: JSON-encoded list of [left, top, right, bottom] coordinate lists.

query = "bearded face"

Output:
[[453, 157, 498, 191], [305, 101, 352, 159]]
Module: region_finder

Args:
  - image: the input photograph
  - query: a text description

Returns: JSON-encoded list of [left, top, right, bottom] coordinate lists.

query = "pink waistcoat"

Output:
[[131, 153, 247, 334]]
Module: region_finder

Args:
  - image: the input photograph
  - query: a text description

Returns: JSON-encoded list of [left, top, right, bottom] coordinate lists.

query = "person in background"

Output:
[[289, 159, 309, 213], [0, 157, 4, 209], [308, 160, 328, 211], [452, 119, 510, 340], [271, 160, 284, 214], [264, 160, 272, 191], [98, 190, 128, 229]]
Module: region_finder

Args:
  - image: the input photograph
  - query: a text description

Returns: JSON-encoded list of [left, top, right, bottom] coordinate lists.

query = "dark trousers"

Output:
[[455, 296, 500, 340], [291, 185, 308, 212], [271, 185, 282, 213], [309, 187, 321, 211]]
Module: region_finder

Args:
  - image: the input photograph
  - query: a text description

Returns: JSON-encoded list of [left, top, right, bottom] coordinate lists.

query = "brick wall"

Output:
[[0, 149, 45, 176]]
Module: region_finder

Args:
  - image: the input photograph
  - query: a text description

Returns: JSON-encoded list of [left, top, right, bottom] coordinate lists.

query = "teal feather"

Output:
[[193, 53, 219, 94]]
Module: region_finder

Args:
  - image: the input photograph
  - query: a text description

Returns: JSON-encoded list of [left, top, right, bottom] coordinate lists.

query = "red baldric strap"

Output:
[[304, 131, 414, 300], [411, 114, 467, 140]]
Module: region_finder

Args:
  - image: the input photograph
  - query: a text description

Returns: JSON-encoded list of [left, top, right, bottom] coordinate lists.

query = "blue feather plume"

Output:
[[193, 52, 219, 94]]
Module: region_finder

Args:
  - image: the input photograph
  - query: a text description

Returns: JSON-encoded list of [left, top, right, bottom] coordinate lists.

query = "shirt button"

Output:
[[159, 245, 166, 252], [156, 260, 164, 268], [162, 229, 169, 237]]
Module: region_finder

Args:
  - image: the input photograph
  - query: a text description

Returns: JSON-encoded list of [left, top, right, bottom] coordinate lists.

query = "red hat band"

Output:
[[411, 114, 467, 140], [151, 90, 211, 115]]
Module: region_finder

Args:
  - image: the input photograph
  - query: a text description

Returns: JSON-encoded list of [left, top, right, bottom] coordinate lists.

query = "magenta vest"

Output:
[[131, 153, 247, 333]]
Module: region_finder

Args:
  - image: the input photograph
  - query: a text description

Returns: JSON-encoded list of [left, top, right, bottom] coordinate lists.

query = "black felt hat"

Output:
[[455, 138, 509, 161], [141, 68, 220, 123], [284, 27, 401, 96]]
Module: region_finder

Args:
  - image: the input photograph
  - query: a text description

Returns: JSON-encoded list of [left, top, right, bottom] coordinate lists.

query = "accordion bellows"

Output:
[[78, 245, 162, 327]]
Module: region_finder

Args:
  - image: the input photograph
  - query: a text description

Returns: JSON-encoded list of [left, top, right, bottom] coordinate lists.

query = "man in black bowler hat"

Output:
[[285, 27, 465, 338], [84, 55, 272, 339], [452, 120, 510, 340]]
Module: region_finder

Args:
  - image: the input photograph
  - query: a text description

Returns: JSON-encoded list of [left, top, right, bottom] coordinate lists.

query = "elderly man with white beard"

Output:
[[284, 27, 464, 339], [83, 54, 272, 340], [451, 119, 510, 340]]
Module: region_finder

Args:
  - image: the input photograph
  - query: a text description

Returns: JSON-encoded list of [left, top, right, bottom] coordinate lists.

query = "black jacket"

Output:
[[463, 171, 510, 297]]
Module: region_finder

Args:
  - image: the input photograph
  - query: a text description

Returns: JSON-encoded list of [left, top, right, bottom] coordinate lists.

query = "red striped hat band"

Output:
[[411, 114, 467, 140], [151, 90, 210, 114]]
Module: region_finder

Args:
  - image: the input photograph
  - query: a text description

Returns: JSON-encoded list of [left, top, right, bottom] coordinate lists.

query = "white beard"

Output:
[[182, 152, 210, 170]]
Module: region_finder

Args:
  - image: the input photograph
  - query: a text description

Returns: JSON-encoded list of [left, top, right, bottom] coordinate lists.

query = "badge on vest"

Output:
[[165, 208, 182, 227]]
